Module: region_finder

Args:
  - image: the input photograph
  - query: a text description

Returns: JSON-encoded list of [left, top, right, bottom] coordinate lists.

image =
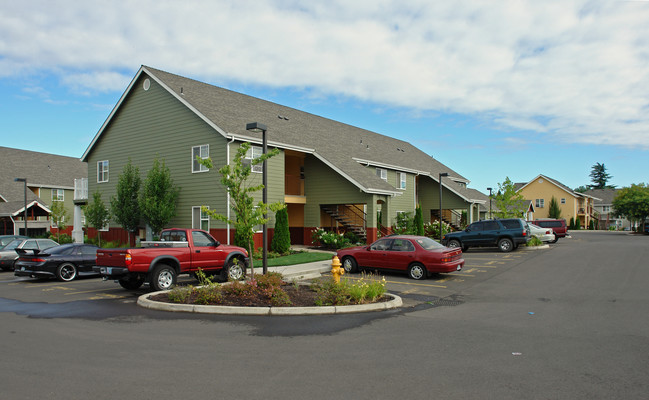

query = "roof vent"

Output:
[[277, 115, 289, 120], [180, 87, 184, 95]]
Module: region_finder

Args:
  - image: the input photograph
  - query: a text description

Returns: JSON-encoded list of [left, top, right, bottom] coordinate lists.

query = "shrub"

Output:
[[312, 228, 352, 249], [526, 236, 543, 247], [271, 207, 291, 254], [424, 220, 451, 239], [392, 212, 414, 235], [311, 273, 386, 305]]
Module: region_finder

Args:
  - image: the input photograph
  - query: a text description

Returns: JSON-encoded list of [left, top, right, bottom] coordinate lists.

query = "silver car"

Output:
[[527, 223, 555, 243], [0, 238, 59, 271]]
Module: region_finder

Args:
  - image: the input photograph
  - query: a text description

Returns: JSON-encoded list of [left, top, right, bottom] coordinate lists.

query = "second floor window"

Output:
[[52, 189, 64, 201], [602, 206, 611, 213], [246, 146, 263, 173], [397, 172, 406, 189], [97, 160, 109, 183], [376, 168, 387, 181], [535, 198, 545, 208], [192, 145, 209, 173]]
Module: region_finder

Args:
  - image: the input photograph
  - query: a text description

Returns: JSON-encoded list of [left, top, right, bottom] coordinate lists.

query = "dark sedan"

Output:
[[14, 244, 99, 282], [336, 235, 464, 280]]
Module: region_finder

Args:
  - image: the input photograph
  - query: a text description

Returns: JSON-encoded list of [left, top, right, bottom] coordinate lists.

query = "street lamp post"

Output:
[[14, 178, 27, 235], [246, 122, 268, 275], [439, 172, 449, 242], [487, 187, 493, 219]]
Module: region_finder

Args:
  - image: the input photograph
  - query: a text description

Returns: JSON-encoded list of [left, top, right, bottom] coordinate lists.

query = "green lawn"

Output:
[[252, 251, 333, 267]]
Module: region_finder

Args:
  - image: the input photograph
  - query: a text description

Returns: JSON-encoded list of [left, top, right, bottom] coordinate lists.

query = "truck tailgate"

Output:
[[96, 249, 130, 267]]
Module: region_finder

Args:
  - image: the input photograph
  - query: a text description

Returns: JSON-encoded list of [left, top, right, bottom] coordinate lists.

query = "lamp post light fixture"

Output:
[[14, 178, 27, 235], [487, 187, 493, 219], [246, 122, 268, 275], [438, 172, 449, 242]]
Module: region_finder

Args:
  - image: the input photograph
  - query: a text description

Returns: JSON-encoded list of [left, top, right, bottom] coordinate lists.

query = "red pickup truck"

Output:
[[95, 228, 249, 291]]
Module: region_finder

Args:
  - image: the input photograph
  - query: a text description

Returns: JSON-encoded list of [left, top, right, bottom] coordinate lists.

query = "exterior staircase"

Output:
[[321, 204, 367, 242], [431, 209, 463, 232]]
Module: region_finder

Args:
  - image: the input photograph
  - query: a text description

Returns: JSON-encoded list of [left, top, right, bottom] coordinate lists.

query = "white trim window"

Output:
[[561, 198, 566, 204], [397, 172, 406, 189], [376, 168, 387, 181], [51, 189, 64, 201], [535, 198, 545, 208], [192, 145, 209, 173], [246, 146, 263, 173], [97, 160, 109, 183], [192, 206, 210, 231]]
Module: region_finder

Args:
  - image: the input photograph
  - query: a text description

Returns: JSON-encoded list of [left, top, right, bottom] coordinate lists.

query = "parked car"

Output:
[[528, 223, 554, 243], [442, 218, 531, 252], [336, 235, 464, 280], [0, 235, 29, 249], [532, 219, 568, 243], [14, 243, 100, 282], [0, 238, 59, 271]]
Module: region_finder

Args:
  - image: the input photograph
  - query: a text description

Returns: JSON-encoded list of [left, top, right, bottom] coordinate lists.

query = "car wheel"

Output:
[[221, 257, 246, 281], [56, 263, 77, 282], [447, 239, 461, 249], [150, 264, 177, 291], [498, 238, 514, 252], [550, 234, 558, 244], [118, 276, 145, 290], [408, 263, 427, 280], [342, 256, 358, 273]]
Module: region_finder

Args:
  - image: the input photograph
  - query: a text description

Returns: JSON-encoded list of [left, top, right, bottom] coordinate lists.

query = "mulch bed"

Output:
[[148, 284, 388, 307]]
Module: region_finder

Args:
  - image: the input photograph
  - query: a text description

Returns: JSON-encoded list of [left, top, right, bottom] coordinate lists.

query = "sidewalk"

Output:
[[252, 245, 336, 281]]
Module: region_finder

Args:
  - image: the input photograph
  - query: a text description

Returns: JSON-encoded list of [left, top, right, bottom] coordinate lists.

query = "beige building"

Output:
[[516, 174, 599, 228]]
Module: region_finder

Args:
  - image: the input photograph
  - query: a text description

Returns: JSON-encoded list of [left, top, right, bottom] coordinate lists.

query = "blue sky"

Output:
[[2, 0, 648, 193]]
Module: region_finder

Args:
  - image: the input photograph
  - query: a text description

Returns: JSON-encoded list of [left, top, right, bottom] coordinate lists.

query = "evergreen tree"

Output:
[[85, 191, 110, 247], [569, 217, 575, 230], [271, 206, 291, 254], [140, 157, 180, 236], [111, 159, 141, 245], [589, 162, 614, 189], [548, 196, 562, 219], [414, 205, 424, 236]]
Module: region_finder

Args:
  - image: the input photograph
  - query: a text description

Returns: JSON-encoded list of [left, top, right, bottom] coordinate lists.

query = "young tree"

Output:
[[198, 142, 281, 277], [548, 196, 562, 219], [414, 205, 424, 236], [85, 191, 110, 247], [493, 177, 527, 218], [612, 184, 649, 232], [140, 157, 180, 237], [50, 201, 68, 242], [271, 206, 291, 254], [589, 162, 614, 189], [111, 159, 141, 245]]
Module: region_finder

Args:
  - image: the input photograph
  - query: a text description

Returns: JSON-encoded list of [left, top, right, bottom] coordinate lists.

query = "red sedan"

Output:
[[336, 235, 464, 280]]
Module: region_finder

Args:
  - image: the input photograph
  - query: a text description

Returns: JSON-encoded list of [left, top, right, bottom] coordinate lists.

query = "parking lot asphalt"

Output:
[[0, 245, 543, 310]]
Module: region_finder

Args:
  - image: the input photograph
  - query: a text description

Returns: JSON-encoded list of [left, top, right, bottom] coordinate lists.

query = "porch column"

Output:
[[72, 204, 84, 243]]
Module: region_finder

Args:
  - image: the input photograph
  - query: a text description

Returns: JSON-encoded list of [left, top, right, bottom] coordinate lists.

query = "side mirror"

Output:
[[214, 241, 221, 247], [465, 228, 471, 232], [367, 246, 372, 251]]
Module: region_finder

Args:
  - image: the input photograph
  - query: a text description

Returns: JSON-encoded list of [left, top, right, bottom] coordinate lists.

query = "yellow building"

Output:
[[517, 175, 599, 228]]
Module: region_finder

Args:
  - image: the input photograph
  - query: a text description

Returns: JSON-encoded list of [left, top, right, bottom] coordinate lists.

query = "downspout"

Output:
[[226, 136, 236, 245]]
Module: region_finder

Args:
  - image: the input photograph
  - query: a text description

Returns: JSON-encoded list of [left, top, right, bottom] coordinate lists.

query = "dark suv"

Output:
[[532, 219, 567, 243], [442, 218, 531, 252]]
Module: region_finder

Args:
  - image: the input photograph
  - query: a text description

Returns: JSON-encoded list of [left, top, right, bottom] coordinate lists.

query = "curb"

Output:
[[521, 244, 550, 250], [137, 292, 403, 316]]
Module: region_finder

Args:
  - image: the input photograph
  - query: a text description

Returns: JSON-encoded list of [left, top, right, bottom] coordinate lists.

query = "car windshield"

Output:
[[415, 237, 445, 250]]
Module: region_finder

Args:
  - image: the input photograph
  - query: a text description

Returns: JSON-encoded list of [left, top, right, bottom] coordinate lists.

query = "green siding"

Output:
[[304, 155, 375, 227], [418, 176, 469, 221], [87, 74, 229, 230]]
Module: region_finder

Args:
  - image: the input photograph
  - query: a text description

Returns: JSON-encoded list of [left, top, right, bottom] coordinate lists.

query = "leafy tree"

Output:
[[589, 162, 614, 189], [393, 212, 414, 234], [140, 157, 180, 237], [271, 206, 291, 254], [198, 142, 281, 277], [50, 201, 68, 242], [85, 191, 110, 247], [574, 185, 589, 193], [414, 205, 424, 236], [612, 184, 649, 232], [111, 159, 141, 245], [493, 177, 527, 218], [548, 196, 562, 219]]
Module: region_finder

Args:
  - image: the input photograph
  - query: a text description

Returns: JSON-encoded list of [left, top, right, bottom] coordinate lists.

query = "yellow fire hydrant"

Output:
[[331, 255, 345, 283]]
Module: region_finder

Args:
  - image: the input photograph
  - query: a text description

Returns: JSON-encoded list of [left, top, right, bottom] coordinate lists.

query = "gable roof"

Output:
[[0, 146, 86, 215], [516, 174, 599, 200], [83, 66, 473, 199], [583, 188, 618, 204]]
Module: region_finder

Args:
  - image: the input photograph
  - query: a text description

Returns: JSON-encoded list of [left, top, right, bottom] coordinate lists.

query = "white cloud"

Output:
[[1, 0, 648, 147]]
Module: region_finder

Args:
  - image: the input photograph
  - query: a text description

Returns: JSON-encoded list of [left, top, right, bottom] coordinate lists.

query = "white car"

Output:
[[527, 223, 554, 243]]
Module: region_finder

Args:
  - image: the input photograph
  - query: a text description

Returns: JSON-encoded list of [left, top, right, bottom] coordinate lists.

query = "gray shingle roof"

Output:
[[583, 188, 618, 204], [0, 147, 87, 215], [98, 66, 470, 197]]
